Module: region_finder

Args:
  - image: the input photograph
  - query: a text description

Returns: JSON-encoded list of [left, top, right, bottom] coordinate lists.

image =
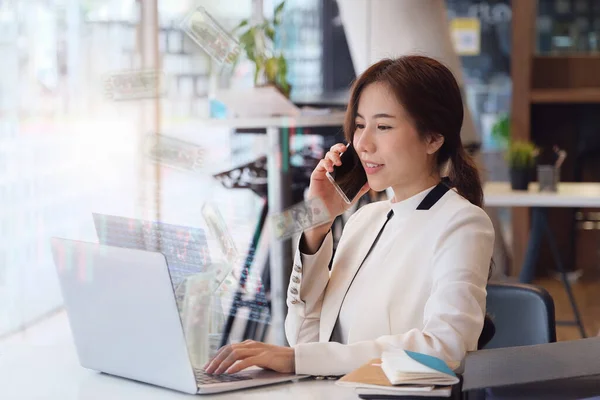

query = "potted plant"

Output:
[[231, 1, 291, 97], [491, 114, 538, 190], [507, 140, 538, 190]]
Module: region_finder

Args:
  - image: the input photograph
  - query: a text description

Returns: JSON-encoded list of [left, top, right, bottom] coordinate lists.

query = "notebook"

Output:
[[337, 357, 453, 397], [381, 350, 459, 386], [355, 386, 451, 397]]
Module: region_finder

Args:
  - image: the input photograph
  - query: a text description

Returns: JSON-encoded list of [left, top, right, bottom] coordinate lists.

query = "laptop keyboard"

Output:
[[193, 368, 253, 385]]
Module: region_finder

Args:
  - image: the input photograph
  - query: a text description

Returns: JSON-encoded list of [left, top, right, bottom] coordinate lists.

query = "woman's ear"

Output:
[[426, 133, 444, 154]]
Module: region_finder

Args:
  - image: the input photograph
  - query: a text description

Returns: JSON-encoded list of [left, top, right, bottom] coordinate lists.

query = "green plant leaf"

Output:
[[265, 24, 276, 42], [506, 140, 538, 168], [239, 27, 257, 62], [277, 54, 287, 76], [274, 1, 285, 25], [491, 114, 510, 146], [233, 19, 249, 32], [275, 54, 290, 96], [253, 57, 266, 85], [264, 57, 279, 83]]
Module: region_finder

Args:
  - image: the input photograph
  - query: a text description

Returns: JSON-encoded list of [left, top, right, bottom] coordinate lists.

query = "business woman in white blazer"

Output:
[[205, 55, 495, 377]]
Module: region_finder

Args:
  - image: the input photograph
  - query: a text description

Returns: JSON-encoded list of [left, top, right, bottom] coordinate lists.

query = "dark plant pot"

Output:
[[510, 167, 531, 191]]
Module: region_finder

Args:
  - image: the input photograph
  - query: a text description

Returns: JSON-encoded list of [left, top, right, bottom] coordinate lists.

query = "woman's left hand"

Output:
[[203, 340, 295, 375]]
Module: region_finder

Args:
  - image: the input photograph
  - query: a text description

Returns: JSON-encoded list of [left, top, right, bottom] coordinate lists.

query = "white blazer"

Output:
[[284, 189, 495, 376]]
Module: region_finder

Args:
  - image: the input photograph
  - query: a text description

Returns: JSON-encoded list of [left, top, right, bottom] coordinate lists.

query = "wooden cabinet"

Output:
[[510, 0, 600, 277]]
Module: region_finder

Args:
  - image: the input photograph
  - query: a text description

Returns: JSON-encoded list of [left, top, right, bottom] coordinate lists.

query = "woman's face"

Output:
[[352, 82, 442, 194]]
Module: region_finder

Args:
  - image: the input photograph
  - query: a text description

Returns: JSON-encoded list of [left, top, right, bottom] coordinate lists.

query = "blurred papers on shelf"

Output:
[[104, 69, 166, 101], [179, 6, 241, 65], [145, 134, 204, 173], [270, 197, 330, 240]]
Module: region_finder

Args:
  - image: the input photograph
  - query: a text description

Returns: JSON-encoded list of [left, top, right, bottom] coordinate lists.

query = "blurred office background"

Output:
[[1, 0, 599, 342]]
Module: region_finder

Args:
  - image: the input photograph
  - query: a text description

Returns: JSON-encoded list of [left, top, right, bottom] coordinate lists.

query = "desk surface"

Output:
[[483, 182, 600, 208], [0, 313, 356, 400]]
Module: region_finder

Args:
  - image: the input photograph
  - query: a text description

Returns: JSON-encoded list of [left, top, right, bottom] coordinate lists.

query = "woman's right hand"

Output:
[[301, 143, 370, 254], [307, 143, 370, 221]]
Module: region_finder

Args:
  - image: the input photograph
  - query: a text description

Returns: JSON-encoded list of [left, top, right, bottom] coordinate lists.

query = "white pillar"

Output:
[[338, 0, 477, 144], [138, 0, 162, 223]]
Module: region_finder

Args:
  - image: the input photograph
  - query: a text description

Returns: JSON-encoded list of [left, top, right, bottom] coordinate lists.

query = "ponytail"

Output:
[[448, 146, 483, 208], [448, 147, 496, 279]]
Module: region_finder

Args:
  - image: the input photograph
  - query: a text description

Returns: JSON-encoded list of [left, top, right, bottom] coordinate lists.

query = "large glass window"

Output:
[[0, 0, 265, 339], [0, 0, 144, 337]]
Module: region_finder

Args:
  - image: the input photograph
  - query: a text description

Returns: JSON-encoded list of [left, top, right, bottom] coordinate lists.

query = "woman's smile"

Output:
[[362, 160, 385, 174]]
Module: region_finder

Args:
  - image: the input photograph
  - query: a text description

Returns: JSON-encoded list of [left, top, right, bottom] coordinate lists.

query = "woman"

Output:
[[205, 55, 495, 377]]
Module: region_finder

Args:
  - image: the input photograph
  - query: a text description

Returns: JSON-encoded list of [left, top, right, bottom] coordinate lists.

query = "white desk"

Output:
[[483, 181, 600, 338], [0, 312, 357, 400], [484, 182, 600, 208]]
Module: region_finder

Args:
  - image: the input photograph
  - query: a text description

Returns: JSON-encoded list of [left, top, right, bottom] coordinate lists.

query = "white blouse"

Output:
[[284, 187, 495, 376]]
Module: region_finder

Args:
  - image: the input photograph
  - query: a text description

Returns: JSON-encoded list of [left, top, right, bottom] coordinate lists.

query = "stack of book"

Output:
[[336, 350, 460, 398]]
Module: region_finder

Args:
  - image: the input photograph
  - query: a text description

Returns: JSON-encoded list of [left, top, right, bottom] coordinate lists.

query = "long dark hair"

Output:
[[344, 56, 483, 208]]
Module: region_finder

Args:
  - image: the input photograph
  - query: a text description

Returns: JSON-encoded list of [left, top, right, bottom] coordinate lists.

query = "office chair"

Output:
[[477, 315, 496, 350], [483, 282, 556, 349], [466, 282, 557, 400]]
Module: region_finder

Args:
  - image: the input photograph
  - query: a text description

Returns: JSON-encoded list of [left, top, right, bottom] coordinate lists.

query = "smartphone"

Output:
[[325, 143, 368, 204]]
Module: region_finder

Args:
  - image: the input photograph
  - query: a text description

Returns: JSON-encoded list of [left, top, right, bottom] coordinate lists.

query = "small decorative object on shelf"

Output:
[[508, 140, 539, 191], [230, 1, 291, 98], [537, 146, 567, 192], [537, 165, 559, 192]]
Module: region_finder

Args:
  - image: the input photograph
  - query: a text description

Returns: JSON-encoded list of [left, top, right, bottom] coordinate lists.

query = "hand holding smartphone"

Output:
[[325, 143, 368, 204], [302, 143, 368, 254]]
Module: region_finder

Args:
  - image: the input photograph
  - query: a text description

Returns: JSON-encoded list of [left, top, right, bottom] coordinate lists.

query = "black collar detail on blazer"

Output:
[[416, 177, 452, 210]]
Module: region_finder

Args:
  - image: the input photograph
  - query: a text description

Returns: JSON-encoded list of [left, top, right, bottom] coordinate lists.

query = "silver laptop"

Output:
[[50, 237, 306, 394]]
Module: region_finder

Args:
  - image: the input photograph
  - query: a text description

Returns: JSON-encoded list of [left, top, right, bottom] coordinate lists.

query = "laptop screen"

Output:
[[92, 213, 211, 290]]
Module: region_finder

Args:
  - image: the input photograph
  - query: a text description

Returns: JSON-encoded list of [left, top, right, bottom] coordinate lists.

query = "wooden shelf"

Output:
[[530, 88, 600, 103], [534, 54, 600, 59], [532, 56, 600, 90]]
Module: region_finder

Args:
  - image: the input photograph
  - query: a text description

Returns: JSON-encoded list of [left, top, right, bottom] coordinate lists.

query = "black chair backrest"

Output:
[[483, 282, 556, 349], [477, 314, 496, 350]]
